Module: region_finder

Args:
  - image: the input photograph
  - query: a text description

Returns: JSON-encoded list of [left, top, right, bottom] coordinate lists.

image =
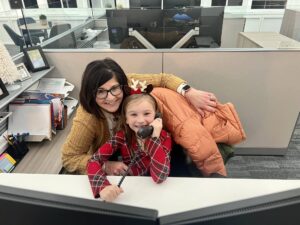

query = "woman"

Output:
[[62, 58, 244, 176]]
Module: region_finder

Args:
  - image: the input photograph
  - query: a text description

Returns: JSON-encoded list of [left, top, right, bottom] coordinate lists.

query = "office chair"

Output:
[[43, 23, 76, 49], [3, 24, 40, 52], [48, 23, 71, 38], [17, 17, 45, 39]]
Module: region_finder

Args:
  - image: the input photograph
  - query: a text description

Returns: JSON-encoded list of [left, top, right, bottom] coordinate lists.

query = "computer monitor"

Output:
[[0, 184, 158, 225], [197, 6, 224, 47], [106, 7, 224, 48], [106, 9, 163, 45], [159, 188, 300, 225], [130, 0, 161, 9], [163, 0, 201, 9]]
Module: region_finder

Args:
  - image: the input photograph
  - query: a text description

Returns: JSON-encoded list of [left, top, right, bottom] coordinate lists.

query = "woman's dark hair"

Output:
[[118, 94, 160, 151], [80, 58, 129, 119]]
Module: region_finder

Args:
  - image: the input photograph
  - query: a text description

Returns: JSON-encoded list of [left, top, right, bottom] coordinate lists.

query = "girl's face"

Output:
[[125, 98, 156, 134], [95, 77, 124, 113]]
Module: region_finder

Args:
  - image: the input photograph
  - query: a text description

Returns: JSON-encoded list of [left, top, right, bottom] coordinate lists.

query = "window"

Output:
[[212, 0, 243, 6], [48, 0, 62, 8], [48, 0, 77, 8], [251, 0, 286, 9], [9, 0, 38, 9], [212, 0, 226, 6], [24, 0, 38, 8], [62, 0, 77, 8], [228, 0, 243, 6]]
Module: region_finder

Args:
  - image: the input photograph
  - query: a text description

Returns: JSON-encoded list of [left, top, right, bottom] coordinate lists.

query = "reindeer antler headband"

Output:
[[129, 79, 153, 95]]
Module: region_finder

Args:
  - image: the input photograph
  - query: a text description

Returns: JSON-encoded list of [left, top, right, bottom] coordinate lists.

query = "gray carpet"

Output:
[[226, 115, 300, 179]]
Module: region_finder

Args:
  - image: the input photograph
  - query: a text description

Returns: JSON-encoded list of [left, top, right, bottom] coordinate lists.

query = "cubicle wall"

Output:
[[163, 50, 300, 154], [44, 50, 300, 155], [44, 51, 163, 98]]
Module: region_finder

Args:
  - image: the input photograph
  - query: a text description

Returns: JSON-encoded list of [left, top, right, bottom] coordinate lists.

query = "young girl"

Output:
[[87, 81, 172, 202]]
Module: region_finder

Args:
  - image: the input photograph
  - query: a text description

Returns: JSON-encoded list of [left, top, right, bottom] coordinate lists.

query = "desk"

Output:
[[19, 23, 50, 30], [19, 23, 50, 38], [76, 29, 104, 48], [237, 32, 300, 49], [12, 113, 73, 174], [0, 174, 300, 217]]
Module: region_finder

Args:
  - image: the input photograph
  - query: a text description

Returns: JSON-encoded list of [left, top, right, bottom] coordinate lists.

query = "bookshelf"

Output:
[[0, 66, 78, 173], [0, 67, 54, 110]]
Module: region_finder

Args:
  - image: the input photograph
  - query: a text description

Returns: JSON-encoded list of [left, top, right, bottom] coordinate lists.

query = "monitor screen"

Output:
[[159, 188, 300, 225], [106, 9, 163, 45], [130, 0, 161, 9], [197, 6, 224, 47], [163, 0, 201, 9], [106, 7, 224, 48], [0, 184, 158, 225]]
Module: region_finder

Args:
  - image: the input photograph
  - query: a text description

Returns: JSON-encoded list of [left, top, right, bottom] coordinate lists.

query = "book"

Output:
[[0, 153, 16, 173]]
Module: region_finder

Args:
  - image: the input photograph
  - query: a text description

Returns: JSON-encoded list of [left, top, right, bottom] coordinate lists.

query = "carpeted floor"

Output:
[[226, 115, 300, 179]]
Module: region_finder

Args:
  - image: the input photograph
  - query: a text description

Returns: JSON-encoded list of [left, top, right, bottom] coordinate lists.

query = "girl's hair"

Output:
[[79, 58, 129, 119], [119, 94, 159, 149]]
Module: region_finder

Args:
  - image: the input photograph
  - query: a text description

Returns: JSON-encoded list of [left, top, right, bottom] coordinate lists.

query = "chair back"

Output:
[[17, 17, 36, 26], [44, 23, 76, 49], [49, 23, 71, 38], [3, 24, 24, 47]]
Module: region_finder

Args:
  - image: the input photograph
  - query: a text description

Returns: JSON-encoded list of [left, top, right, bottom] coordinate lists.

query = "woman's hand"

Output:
[[103, 161, 128, 176], [100, 185, 123, 202], [185, 88, 217, 117], [150, 117, 163, 138]]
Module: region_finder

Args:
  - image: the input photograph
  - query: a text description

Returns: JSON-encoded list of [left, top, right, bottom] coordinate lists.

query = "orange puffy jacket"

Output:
[[152, 88, 246, 177]]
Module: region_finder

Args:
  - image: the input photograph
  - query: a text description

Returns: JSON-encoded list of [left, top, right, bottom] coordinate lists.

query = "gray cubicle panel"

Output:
[[44, 51, 163, 98], [163, 50, 300, 155]]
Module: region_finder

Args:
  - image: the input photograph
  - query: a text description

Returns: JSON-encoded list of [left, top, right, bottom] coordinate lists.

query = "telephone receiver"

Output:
[[137, 112, 161, 139]]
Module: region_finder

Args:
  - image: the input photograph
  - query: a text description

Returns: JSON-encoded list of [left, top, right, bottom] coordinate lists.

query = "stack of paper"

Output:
[[27, 78, 74, 98]]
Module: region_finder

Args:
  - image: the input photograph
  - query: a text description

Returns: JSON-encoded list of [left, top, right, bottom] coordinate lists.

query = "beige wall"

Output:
[[44, 50, 300, 152]]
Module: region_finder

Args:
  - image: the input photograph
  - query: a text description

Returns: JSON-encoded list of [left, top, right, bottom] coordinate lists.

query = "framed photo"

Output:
[[23, 46, 50, 72], [0, 78, 9, 100], [16, 63, 32, 81]]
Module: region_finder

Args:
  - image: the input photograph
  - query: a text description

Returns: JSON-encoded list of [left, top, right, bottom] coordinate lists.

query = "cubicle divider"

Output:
[[44, 49, 300, 155]]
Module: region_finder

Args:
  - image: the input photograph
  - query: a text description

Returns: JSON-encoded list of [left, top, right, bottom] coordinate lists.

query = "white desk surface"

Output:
[[1, 173, 300, 217], [239, 32, 300, 49], [19, 23, 50, 30]]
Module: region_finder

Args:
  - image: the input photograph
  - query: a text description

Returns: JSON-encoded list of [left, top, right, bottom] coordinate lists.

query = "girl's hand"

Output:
[[103, 161, 128, 176], [150, 117, 163, 138], [100, 185, 123, 202]]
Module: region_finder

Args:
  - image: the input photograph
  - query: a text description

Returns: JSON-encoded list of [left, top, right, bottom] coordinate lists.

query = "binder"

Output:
[[8, 104, 52, 142]]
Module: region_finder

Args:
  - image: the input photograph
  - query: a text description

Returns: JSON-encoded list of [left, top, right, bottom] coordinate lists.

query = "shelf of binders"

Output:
[[0, 66, 54, 110]]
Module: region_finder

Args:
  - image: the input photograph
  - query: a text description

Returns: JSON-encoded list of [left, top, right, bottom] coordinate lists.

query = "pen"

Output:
[[117, 154, 137, 188]]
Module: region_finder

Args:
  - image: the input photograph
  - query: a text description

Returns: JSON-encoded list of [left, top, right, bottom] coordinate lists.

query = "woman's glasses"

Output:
[[96, 84, 123, 99]]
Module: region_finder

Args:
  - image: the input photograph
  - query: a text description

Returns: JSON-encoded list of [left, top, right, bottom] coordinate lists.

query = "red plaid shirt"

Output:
[[87, 130, 172, 198]]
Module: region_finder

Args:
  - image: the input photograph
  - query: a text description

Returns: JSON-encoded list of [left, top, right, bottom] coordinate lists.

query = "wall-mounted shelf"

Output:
[[0, 67, 54, 110]]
